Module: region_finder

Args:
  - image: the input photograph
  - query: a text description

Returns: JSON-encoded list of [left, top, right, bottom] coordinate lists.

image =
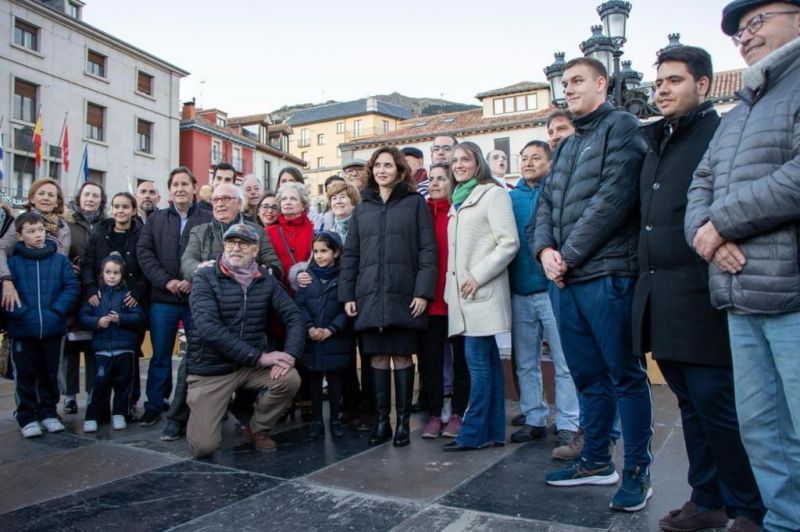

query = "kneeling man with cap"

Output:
[[185, 224, 303, 457]]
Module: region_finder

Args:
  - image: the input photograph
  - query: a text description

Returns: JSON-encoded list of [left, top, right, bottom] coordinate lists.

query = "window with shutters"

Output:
[[13, 19, 39, 51], [86, 103, 105, 141], [13, 79, 37, 123], [137, 119, 152, 153], [137, 71, 154, 96], [86, 50, 106, 78]]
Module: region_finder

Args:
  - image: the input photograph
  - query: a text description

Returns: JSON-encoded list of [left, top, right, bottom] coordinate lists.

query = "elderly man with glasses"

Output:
[[185, 224, 302, 457], [158, 183, 281, 442], [685, 2, 800, 529]]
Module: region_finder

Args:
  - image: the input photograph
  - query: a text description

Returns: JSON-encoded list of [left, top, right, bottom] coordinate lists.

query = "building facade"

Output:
[[0, 0, 188, 204], [286, 97, 410, 198]]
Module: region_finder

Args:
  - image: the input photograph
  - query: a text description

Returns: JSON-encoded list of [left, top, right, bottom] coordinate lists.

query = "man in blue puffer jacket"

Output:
[[4, 212, 80, 438]]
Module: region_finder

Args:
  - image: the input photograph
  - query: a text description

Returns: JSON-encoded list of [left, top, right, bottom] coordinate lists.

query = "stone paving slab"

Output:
[[2, 461, 280, 532], [394, 504, 606, 531], [0, 443, 180, 515], [0, 429, 97, 467], [172, 481, 420, 531]]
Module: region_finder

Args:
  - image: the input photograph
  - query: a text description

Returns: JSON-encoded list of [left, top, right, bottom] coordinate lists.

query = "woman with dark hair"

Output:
[[257, 192, 279, 228], [339, 146, 437, 448], [0, 178, 72, 310], [442, 141, 519, 452]]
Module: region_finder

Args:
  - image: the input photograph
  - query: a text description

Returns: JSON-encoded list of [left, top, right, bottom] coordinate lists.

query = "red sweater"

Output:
[[427, 197, 450, 316], [266, 212, 314, 283]]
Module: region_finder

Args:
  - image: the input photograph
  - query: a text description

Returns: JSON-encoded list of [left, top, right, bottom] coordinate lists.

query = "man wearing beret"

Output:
[[342, 159, 368, 192], [402, 147, 429, 199], [685, 2, 800, 530], [185, 224, 303, 457]]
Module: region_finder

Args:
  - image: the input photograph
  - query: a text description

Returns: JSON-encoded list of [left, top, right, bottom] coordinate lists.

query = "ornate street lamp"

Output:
[[545, 1, 660, 119], [658, 33, 684, 56], [544, 52, 567, 106]]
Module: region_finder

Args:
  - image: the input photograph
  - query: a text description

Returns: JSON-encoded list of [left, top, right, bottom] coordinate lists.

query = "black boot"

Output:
[[369, 368, 393, 446], [393, 365, 414, 448]]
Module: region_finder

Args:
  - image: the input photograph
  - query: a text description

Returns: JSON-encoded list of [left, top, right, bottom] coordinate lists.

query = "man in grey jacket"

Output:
[[685, 2, 800, 529]]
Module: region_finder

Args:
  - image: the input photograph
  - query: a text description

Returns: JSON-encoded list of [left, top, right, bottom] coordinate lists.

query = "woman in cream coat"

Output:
[[442, 142, 519, 452]]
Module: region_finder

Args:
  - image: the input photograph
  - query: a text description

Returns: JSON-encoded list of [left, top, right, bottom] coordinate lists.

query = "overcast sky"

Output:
[[85, 1, 744, 116]]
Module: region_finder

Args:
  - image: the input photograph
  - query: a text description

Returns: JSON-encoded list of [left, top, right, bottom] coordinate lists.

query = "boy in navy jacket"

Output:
[[4, 212, 80, 438]]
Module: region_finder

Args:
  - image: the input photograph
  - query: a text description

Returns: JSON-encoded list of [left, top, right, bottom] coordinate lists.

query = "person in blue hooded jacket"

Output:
[[4, 212, 80, 438]]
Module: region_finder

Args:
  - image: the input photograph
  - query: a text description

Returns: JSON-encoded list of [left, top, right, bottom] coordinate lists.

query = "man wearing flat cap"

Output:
[[185, 224, 303, 458], [342, 159, 368, 192], [685, 2, 800, 530], [402, 147, 429, 199]]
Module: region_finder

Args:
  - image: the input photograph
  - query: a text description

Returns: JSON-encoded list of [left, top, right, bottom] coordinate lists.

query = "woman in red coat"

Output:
[[419, 163, 469, 440], [267, 182, 314, 288]]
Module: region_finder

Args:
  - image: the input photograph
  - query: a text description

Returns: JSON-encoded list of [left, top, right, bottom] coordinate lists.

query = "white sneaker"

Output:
[[40, 417, 65, 433], [83, 420, 98, 433], [441, 396, 453, 424], [21, 421, 43, 438], [112, 415, 127, 430]]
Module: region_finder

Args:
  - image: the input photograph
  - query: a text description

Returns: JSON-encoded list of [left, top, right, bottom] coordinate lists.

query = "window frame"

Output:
[[13, 18, 39, 52], [85, 102, 106, 142]]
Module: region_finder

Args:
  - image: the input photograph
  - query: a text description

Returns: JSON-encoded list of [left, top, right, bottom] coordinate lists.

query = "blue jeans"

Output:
[[512, 292, 579, 430], [457, 336, 505, 448], [145, 302, 192, 414], [549, 276, 653, 469], [728, 311, 800, 532]]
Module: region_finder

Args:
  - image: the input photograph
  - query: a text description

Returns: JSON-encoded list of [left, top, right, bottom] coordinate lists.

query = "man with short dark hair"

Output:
[[186, 223, 302, 457], [430, 135, 458, 164], [546, 110, 576, 150], [211, 162, 236, 188], [685, 3, 800, 528], [510, 140, 579, 448], [533, 57, 652, 512], [636, 45, 764, 531], [137, 166, 213, 426]]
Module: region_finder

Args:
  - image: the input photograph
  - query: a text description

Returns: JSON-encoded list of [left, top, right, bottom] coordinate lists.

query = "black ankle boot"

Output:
[[393, 365, 414, 448], [369, 368, 393, 446]]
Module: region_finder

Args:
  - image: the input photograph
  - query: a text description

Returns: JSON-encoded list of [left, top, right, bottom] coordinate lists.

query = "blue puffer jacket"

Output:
[[4, 241, 80, 339], [295, 268, 354, 372], [78, 284, 145, 353], [509, 179, 548, 295]]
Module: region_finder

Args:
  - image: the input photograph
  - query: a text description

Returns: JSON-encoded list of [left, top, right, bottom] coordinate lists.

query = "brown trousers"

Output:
[[186, 366, 300, 458]]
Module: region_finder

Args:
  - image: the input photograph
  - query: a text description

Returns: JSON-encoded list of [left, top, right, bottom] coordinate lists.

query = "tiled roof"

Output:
[[708, 69, 743, 101], [287, 99, 411, 126], [475, 81, 550, 99], [227, 113, 271, 126], [341, 107, 554, 149]]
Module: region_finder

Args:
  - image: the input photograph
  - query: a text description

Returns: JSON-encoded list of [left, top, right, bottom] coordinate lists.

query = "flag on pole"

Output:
[[33, 113, 43, 168], [81, 144, 89, 182], [61, 118, 69, 174]]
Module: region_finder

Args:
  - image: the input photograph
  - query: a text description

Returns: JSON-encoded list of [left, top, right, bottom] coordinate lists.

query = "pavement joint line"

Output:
[[298, 478, 426, 508]]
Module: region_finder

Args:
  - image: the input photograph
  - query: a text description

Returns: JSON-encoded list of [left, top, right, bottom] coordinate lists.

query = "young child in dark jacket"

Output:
[[293, 232, 354, 439], [3, 212, 80, 438], [78, 252, 145, 433]]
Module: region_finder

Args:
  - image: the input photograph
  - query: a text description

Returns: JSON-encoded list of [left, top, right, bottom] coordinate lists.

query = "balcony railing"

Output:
[[343, 127, 385, 141]]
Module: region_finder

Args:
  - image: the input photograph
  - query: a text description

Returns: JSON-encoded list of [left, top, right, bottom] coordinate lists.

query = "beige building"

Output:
[[286, 97, 410, 198]]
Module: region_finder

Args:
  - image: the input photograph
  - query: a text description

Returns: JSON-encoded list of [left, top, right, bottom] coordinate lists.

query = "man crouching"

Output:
[[186, 224, 302, 457]]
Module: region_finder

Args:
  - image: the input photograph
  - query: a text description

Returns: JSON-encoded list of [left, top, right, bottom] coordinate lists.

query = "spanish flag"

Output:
[[33, 113, 43, 168]]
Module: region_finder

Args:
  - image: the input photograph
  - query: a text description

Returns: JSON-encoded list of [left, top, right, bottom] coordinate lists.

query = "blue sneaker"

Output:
[[546, 458, 620, 486], [610, 466, 652, 512]]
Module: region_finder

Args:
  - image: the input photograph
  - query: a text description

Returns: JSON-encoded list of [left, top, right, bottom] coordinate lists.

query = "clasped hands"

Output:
[[541, 248, 567, 288], [258, 351, 296, 379], [692, 221, 746, 274]]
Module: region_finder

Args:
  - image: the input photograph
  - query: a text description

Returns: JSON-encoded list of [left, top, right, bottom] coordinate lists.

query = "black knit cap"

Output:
[[722, 0, 800, 35]]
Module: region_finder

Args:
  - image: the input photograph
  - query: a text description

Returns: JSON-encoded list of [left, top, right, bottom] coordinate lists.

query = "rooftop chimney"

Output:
[[182, 99, 196, 120]]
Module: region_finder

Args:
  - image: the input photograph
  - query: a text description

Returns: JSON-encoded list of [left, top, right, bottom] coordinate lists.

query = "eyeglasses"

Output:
[[431, 145, 454, 153], [259, 204, 279, 212], [732, 10, 800, 45], [211, 196, 236, 205], [224, 239, 254, 249]]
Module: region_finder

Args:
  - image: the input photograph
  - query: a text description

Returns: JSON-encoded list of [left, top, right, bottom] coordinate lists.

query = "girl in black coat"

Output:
[[294, 232, 354, 439], [339, 146, 438, 448]]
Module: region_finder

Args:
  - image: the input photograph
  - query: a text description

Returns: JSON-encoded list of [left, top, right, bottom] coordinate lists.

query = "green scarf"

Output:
[[451, 178, 478, 210]]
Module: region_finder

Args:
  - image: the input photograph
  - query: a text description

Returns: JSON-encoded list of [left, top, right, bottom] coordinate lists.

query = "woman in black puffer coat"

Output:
[[339, 146, 437, 448]]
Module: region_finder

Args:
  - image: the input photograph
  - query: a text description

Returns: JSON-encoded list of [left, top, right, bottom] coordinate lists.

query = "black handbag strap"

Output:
[[278, 226, 297, 265]]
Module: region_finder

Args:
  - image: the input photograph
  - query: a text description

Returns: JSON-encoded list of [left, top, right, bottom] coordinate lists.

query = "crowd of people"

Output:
[[1, 1, 799, 530]]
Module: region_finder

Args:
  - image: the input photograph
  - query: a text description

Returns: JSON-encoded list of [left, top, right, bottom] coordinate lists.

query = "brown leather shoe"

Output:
[[728, 516, 760, 532], [242, 426, 277, 453], [658, 501, 728, 532]]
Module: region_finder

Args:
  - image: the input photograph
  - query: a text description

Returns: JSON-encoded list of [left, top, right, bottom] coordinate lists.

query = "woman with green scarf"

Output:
[[442, 142, 519, 452]]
